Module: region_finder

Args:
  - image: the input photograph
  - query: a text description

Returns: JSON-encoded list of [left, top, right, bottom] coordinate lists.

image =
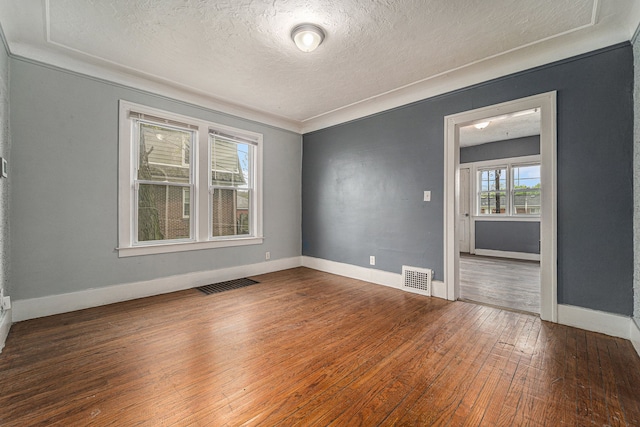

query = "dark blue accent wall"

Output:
[[302, 43, 634, 316], [475, 221, 540, 254]]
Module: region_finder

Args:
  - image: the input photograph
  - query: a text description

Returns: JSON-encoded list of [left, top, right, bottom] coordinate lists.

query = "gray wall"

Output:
[[460, 135, 540, 164], [9, 58, 302, 300], [0, 34, 8, 298], [634, 33, 640, 324], [475, 221, 540, 254], [302, 43, 634, 316]]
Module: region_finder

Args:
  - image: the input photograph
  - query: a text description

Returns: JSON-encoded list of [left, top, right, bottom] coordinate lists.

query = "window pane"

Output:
[[139, 123, 192, 183], [212, 189, 250, 237], [513, 164, 541, 189], [138, 184, 191, 241], [479, 168, 506, 191], [479, 191, 507, 214], [211, 136, 251, 188], [513, 164, 541, 215], [513, 189, 541, 215], [182, 188, 190, 218]]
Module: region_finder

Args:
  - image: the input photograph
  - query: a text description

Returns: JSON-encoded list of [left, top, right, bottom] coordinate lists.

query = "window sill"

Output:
[[472, 216, 540, 222], [117, 237, 264, 258]]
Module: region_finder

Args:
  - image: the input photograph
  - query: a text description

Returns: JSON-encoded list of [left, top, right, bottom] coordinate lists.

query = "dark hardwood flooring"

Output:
[[460, 254, 541, 314], [1, 267, 639, 426]]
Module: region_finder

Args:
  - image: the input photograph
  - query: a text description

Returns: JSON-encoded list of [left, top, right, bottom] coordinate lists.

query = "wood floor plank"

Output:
[[586, 331, 612, 426], [460, 254, 540, 314], [455, 313, 531, 426], [0, 267, 638, 426]]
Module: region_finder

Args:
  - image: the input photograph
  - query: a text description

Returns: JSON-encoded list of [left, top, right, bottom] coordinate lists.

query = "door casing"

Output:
[[443, 91, 557, 322]]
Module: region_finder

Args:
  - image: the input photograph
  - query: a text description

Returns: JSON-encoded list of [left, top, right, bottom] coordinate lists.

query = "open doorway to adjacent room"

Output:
[[444, 92, 557, 322], [457, 108, 541, 314]]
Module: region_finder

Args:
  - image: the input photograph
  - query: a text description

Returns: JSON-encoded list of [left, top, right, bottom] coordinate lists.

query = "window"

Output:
[[478, 167, 507, 215], [136, 122, 194, 242], [182, 187, 190, 219], [512, 164, 541, 215], [118, 101, 263, 257], [210, 132, 254, 238], [474, 157, 540, 217]]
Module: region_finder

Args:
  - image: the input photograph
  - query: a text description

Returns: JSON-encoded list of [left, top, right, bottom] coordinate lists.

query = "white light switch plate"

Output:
[[424, 191, 431, 202]]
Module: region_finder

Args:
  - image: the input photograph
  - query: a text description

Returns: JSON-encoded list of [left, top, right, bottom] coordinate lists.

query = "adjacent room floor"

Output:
[[460, 253, 541, 314], [1, 267, 638, 426]]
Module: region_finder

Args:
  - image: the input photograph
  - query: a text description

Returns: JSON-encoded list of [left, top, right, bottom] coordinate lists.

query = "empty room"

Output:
[[1, 1, 640, 425]]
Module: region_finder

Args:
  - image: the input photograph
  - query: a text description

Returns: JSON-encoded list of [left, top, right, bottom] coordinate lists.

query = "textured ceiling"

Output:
[[460, 110, 541, 147], [0, 0, 639, 132]]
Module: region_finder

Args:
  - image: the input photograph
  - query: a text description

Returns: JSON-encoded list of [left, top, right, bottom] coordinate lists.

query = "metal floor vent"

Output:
[[401, 266, 432, 297], [196, 278, 259, 295]]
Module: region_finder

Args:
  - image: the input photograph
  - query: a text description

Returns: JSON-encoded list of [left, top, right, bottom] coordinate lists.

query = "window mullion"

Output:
[[508, 165, 512, 216], [197, 130, 209, 242]]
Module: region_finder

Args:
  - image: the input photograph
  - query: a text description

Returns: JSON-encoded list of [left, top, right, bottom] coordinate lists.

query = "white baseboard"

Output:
[[0, 308, 11, 353], [13, 256, 302, 322], [11, 254, 638, 359], [474, 249, 540, 261], [631, 318, 640, 358], [557, 304, 631, 340], [301, 256, 447, 300]]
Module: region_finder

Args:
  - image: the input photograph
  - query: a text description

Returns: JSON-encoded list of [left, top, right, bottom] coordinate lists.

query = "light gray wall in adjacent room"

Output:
[[475, 221, 540, 254], [9, 58, 302, 301], [633, 32, 640, 324], [460, 135, 540, 164], [302, 43, 634, 316], [0, 35, 9, 297]]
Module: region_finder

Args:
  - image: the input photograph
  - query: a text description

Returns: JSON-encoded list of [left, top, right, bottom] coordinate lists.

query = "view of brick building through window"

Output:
[[138, 123, 249, 242]]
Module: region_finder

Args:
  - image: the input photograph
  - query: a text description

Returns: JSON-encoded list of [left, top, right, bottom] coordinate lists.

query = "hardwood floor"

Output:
[[460, 254, 541, 314], [1, 267, 639, 426]]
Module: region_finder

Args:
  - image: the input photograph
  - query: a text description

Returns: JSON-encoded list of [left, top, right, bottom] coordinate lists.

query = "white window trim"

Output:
[[463, 154, 541, 220], [118, 100, 263, 257]]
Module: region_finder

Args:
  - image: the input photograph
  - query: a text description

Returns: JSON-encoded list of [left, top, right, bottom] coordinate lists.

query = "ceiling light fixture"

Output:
[[474, 121, 490, 130], [291, 23, 325, 52]]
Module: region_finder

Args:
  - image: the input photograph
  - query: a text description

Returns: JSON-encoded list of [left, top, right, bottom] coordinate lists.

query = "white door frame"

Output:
[[443, 91, 557, 322], [458, 167, 471, 253]]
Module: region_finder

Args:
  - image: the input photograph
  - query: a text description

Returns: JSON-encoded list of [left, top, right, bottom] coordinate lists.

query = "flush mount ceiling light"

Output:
[[291, 23, 325, 52], [474, 121, 490, 130]]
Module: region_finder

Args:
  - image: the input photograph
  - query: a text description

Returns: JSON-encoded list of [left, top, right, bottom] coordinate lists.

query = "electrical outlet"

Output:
[[370, 256, 375, 266], [265, 251, 271, 260], [1, 296, 10, 311]]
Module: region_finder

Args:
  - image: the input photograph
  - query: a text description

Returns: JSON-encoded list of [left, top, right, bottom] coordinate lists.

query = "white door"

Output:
[[459, 168, 470, 253]]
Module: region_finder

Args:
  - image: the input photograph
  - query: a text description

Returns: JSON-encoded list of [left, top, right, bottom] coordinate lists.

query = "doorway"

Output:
[[457, 112, 541, 314], [443, 92, 557, 322]]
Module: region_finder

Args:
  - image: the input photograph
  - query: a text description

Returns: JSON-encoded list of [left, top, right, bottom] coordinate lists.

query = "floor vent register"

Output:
[[196, 278, 259, 295]]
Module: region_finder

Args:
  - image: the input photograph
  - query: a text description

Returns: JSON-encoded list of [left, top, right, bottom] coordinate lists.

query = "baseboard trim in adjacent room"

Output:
[[557, 304, 631, 340], [0, 309, 11, 353], [301, 256, 447, 300], [473, 249, 540, 261], [631, 318, 640, 358], [12, 256, 303, 322]]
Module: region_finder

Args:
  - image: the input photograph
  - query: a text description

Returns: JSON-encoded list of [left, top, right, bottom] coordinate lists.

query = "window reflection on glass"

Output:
[[136, 123, 193, 242], [210, 136, 253, 237]]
